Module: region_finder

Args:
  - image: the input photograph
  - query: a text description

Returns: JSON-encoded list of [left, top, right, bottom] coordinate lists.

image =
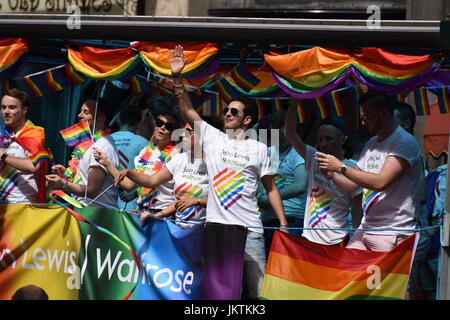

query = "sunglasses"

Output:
[[155, 118, 177, 131], [222, 107, 240, 116]]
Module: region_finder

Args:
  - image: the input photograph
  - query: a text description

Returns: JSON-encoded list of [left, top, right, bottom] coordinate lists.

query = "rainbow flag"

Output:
[[65, 64, 86, 85], [436, 86, 450, 114], [313, 96, 328, 119], [413, 87, 430, 116], [129, 75, 149, 93], [210, 93, 222, 117], [45, 68, 66, 92], [392, 92, 407, 103], [29, 148, 55, 167], [327, 90, 344, 118], [261, 231, 417, 300], [22, 75, 44, 97], [256, 99, 265, 120], [270, 99, 283, 113], [230, 66, 260, 92], [59, 121, 92, 147], [214, 78, 240, 104]]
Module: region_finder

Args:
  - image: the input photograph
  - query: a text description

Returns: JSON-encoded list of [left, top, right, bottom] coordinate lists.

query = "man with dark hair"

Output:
[[393, 101, 416, 135], [315, 90, 421, 252], [0, 88, 49, 203], [170, 45, 288, 300], [11, 285, 49, 300]]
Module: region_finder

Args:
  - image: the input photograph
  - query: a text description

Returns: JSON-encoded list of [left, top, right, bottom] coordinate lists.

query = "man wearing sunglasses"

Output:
[[171, 45, 289, 300], [315, 90, 421, 253]]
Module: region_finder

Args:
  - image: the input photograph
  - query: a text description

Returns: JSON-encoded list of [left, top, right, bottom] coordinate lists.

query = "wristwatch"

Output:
[[197, 198, 201, 207], [339, 164, 348, 174], [1, 153, 8, 162]]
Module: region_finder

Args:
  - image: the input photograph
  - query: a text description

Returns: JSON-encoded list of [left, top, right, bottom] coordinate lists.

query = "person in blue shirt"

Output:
[[257, 111, 308, 256], [110, 105, 149, 211]]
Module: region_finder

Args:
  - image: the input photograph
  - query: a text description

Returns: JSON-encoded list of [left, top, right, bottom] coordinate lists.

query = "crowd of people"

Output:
[[0, 44, 447, 300]]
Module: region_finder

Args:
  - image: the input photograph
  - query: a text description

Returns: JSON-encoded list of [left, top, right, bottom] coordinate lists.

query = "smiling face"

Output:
[[153, 114, 178, 146], [1, 95, 28, 132], [222, 100, 250, 130]]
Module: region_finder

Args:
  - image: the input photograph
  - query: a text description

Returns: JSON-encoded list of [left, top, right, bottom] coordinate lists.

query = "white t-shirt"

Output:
[[165, 152, 208, 228], [199, 121, 274, 233], [133, 144, 175, 211], [0, 140, 38, 203], [357, 126, 421, 235], [303, 145, 362, 245], [76, 136, 119, 208]]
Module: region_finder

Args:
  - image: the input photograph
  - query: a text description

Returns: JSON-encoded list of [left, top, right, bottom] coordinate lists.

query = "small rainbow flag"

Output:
[[214, 78, 240, 104], [261, 231, 417, 300], [230, 66, 260, 92], [22, 76, 44, 98], [59, 121, 92, 147], [313, 96, 328, 119], [210, 93, 222, 117], [29, 148, 55, 167], [270, 99, 283, 113], [436, 86, 450, 114], [392, 92, 407, 103], [65, 64, 85, 85], [413, 87, 430, 116], [45, 69, 65, 92], [256, 99, 265, 120], [296, 100, 306, 123], [327, 90, 344, 118], [129, 75, 149, 93]]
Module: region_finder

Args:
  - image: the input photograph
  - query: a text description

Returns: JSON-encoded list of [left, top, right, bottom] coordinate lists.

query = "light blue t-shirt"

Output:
[[260, 146, 307, 221], [110, 131, 148, 210]]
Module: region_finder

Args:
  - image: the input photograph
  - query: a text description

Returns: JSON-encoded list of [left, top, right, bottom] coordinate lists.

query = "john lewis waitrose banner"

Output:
[[0, 204, 245, 300]]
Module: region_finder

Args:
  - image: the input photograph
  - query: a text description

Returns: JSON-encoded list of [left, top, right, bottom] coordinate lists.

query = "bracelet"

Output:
[[62, 180, 69, 191], [1, 153, 8, 162], [197, 198, 201, 207], [173, 83, 185, 88]]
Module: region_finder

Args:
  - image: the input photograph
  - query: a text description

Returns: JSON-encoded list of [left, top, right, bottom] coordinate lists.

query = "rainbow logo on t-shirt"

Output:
[[307, 187, 332, 227], [274, 174, 287, 190], [362, 188, 380, 215], [175, 182, 203, 220], [213, 168, 247, 211]]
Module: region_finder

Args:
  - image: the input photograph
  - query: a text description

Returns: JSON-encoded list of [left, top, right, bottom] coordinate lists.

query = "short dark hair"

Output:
[[230, 95, 258, 129], [393, 102, 416, 134], [85, 98, 113, 125], [119, 105, 142, 128], [4, 88, 29, 109], [358, 90, 394, 115], [319, 117, 353, 159], [11, 285, 48, 300]]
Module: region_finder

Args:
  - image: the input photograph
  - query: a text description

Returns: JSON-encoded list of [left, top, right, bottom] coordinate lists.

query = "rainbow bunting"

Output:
[[296, 100, 306, 124], [313, 96, 328, 119], [59, 121, 92, 147], [413, 87, 430, 116], [327, 90, 344, 118], [230, 66, 260, 92], [261, 231, 417, 300], [436, 86, 450, 114]]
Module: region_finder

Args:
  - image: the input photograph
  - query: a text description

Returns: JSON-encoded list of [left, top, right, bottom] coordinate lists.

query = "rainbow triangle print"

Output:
[[174, 182, 204, 221], [213, 168, 247, 211], [307, 186, 333, 228], [362, 188, 380, 215], [261, 231, 417, 300]]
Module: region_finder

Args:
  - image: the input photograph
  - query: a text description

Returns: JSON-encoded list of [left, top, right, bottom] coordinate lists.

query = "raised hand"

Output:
[[170, 45, 187, 76]]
